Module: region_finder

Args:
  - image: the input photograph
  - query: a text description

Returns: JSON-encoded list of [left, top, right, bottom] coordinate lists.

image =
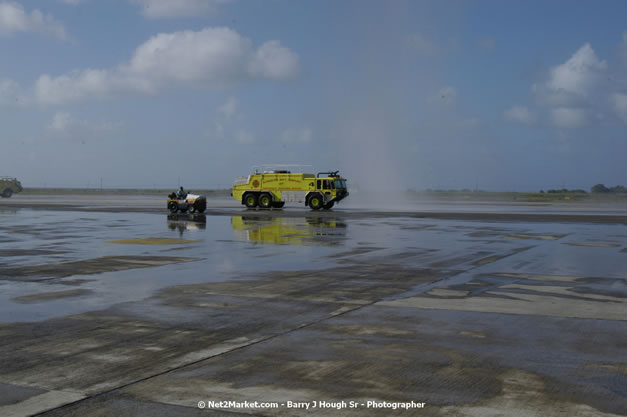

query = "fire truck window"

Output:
[[317, 180, 321, 189], [323, 180, 329, 189]]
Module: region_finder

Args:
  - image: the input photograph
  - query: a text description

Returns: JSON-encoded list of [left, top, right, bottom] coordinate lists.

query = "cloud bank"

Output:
[[130, 0, 230, 19], [505, 39, 627, 128], [0, 1, 68, 39], [2, 27, 299, 106]]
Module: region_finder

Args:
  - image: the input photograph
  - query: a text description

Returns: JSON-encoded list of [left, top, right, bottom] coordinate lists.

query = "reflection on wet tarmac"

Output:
[[231, 216, 347, 246], [167, 213, 207, 237]]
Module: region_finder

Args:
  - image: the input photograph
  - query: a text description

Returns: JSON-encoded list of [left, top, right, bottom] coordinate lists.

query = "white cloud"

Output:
[[521, 42, 627, 129], [46, 111, 120, 143], [0, 78, 21, 105], [213, 122, 225, 139], [435, 86, 457, 105], [211, 96, 253, 144], [248, 41, 300, 80], [127, 28, 252, 84], [48, 112, 73, 131], [504, 105, 535, 124], [280, 127, 313, 144], [130, 0, 230, 19], [218, 97, 238, 120], [406, 33, 439, 55], [0, 1, 68, 39], [234, 129, 255, 144], [34, 69, 139, 105], [550, 107, 587, 129], [547, 43, 606, 97], [611, 93, 627, 123], [24, 27, 299, 105]]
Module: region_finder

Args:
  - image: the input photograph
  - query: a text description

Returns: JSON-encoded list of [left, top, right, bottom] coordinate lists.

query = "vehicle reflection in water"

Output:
[[167, 213, 206, 237], [231, 216, 347, 246]]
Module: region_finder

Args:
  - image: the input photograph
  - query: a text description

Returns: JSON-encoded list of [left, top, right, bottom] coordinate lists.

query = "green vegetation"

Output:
[[542, 189, 587, 194], [411, 189, 627, 202], [591, 184, 627, 194]]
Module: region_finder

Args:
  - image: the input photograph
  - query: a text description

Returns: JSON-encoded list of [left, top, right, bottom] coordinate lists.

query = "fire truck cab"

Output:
[[232, 168, 348, 210]]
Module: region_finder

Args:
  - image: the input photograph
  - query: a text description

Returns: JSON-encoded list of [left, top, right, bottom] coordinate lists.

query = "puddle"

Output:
[[0, 211, 356, 322], [505, 233, 566, 240], [2, 210, 627, 323], [106, 238, 201, 245]]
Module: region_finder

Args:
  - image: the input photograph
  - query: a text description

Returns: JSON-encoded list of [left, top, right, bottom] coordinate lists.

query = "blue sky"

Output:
[[1, 0, 626, 191]]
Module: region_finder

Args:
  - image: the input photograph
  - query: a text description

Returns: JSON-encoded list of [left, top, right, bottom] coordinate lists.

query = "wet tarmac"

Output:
[[0, 200, 626, 416]]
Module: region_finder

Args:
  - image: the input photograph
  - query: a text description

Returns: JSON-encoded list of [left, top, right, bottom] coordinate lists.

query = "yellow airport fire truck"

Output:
[[231, 167, 348, 210]]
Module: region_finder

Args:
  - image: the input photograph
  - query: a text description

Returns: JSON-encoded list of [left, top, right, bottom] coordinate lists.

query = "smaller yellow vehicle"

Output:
[[231, 168, 348, 210]]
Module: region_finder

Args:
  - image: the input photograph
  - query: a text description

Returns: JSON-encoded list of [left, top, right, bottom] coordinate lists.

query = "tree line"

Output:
[[590, 184, 627, 193], [538, 184, 627, 194]]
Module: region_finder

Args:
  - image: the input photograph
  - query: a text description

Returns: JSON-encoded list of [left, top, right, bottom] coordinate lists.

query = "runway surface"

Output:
[[0, 195, 625, 416]]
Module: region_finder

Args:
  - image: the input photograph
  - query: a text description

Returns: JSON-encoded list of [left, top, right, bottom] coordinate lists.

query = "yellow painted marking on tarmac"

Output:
[[563, 242, 620, 248], [13, 289, 92, 304], [495, 285, 625, 302], [379, 292, 627, 321], [428, 288, 470, 297], [459, 330, 486, 338], [584, 363, 627, 375], [492, 272, 581, 282], [106, 238, 200, 245], [505, 233, 564, 240], [474, 256, 501, 265]]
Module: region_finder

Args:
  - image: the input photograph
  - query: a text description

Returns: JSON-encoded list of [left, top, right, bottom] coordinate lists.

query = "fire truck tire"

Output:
[[1, 188, 12, 198], [272, 201, 285, 209], [258, 193, 272, 209], [168, 201, 178, 213], [188, 205, 196, 213], [308, 194, 323, 210], [323, 201, 334, 210], [244, 193, 258, 208]]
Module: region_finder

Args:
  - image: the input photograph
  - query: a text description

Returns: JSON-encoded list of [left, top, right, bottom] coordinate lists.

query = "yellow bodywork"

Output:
[[232, 171, 348, 209]]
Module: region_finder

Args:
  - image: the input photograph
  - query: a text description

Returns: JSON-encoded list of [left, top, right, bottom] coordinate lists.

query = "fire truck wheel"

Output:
[[309, 195, 323, 210], [244, 193, 258, 208], [272, 201, 285, 209], [1, 188, 12, 198], [188, 205, 196, 213], [258, 193, 272, 209], [168, 201, 178, 213], [323, 201, 334, 210]]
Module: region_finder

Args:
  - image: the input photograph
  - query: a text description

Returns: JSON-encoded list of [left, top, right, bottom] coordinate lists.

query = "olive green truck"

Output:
[[0, 177, 23, 198]]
